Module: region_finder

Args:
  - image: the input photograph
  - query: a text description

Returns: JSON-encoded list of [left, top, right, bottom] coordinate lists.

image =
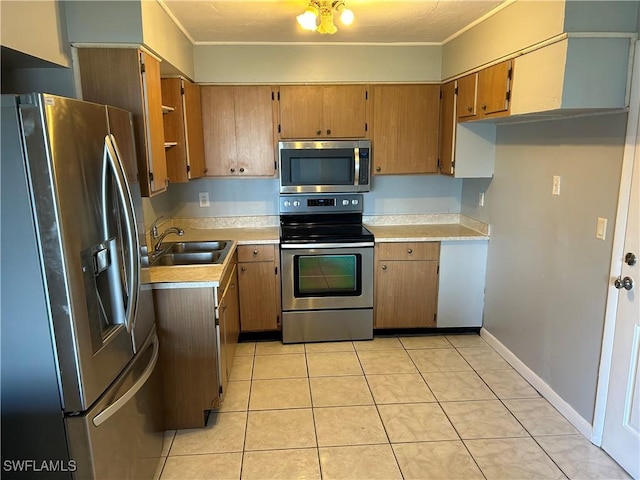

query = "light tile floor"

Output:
[[157, 334, 630, 480]]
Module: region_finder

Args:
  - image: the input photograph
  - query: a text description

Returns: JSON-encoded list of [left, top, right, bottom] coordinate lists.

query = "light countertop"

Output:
[[145, 218, 488, 285], [367, 223, 488, 242]]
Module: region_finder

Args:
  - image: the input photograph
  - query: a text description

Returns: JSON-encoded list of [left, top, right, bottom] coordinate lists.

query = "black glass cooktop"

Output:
[[280, 213, 374, 244]]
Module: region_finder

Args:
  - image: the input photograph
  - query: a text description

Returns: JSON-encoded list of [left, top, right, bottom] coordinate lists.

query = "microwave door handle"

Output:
[[354, 147, 360, 186]]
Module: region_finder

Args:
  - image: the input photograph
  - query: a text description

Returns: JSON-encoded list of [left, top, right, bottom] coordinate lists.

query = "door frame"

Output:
[[592, 40, 640, 445]]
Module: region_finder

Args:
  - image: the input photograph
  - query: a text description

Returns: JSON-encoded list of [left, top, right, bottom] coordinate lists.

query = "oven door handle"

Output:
[[281, 242, 375, 249]]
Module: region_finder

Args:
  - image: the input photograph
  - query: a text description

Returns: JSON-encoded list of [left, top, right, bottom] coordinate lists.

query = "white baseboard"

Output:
[[480, 328, 594, 441]]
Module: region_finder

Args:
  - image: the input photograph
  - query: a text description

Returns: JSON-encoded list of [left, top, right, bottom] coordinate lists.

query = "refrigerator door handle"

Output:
[[102, 135, 140, 334], [92, 331, 159, 427]]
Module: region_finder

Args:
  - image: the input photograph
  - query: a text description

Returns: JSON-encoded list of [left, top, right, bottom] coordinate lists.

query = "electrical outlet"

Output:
[[198, 192, 210, 208], [552, 176, 561, 196], [596, 217, 607, 240], [479, 192, 485, 207]]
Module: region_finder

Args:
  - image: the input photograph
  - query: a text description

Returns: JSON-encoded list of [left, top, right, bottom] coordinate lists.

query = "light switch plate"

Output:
[[552, 176, 561, 196], [199, 192, 210, 208], [596, 217, 607, 240]]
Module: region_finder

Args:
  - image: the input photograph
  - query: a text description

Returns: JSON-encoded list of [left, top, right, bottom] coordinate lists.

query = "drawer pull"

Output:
[[253, 249, 259, 256], [381, 265, 387, 270], [407, 248, 413, 254], [241, 267, 246, 272]]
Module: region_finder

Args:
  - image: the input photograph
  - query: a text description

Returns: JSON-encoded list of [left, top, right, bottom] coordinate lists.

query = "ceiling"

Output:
[[160, 0, 507, 45]]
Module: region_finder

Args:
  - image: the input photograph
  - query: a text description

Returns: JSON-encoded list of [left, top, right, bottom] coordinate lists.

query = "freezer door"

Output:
[[18, 94, 135, 412], [65, 328, 164, 480]]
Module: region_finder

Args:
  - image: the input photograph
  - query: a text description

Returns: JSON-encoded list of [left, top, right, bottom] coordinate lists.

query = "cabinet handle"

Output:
[[253, 249, 259, 255], [241, 267, 246, 272], [239, 167, 245, 173], [230, 168, 235, 173], [407, 248, 413, 254], [316, 130, 322, 135], [381, 265, 387, 270], [376, 166, 381, 172], [467, 106, 472, 113], [326, 129, 331, 135], [481, 104, 487, 111]]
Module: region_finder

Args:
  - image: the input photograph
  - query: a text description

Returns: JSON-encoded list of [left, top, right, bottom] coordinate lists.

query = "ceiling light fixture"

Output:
[[296, 0, 354, 35]]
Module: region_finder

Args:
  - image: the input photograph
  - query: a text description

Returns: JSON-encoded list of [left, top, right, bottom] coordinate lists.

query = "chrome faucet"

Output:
[[153, 226, 184, 253]]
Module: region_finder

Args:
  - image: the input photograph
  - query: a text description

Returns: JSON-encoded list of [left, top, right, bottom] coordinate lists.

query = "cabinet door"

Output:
[[154, 288, 218, 429], [371, 84, 439, 175], [477, 60, 513, 117], [139, 53, 169, 194], [182, 80, 206, 178], [439, 81, 456, 176], [234, 86, 277, 176], [202, 86, 276, 177], [201, 86, 238, 176], [279, 86, 324, 138], [322, 85, 367, 138], [221, 266, 240, 380], [456, 73, 478, 120], [239, 262, 279, 331], [76, 48, 167, 196], [375, 260, 438, 328], [161, 78, 188, 182]]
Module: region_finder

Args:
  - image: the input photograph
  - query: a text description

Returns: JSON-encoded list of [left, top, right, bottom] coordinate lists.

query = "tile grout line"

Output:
[[353, 339, 406, 479], [237, 351, 256, 479], [399, 335, 489, 480], [304, 343, 325, 480], [450, 340, 571, 480]]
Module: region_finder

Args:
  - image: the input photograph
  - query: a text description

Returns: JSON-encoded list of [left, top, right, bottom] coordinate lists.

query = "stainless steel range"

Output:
[[279, 193, 374, 343]]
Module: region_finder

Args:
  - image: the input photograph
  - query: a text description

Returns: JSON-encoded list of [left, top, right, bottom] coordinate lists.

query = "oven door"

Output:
[[281, 244, 374, 311]]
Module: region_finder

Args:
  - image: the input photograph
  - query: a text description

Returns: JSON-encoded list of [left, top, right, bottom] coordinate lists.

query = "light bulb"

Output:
[[297, 6, 318, 31], [340, 8, 354, 25]]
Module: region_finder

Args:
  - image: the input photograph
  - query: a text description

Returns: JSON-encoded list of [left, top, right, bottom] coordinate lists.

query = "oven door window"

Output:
[[294, 254, 362, 297]]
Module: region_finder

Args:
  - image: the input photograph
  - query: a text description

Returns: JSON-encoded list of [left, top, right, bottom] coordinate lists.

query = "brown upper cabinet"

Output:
[[439, 81, 456, 176], [278, 85, 368, 139], [161, 78, 206, 183], [370, 84, 440, 175], [201, 85, 277, 177], [75, 48, 168, 196], [456, 60, 514, 122]]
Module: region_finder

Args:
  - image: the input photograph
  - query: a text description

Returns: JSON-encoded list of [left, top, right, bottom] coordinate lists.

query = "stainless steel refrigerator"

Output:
[[1, 93, 164, 479]]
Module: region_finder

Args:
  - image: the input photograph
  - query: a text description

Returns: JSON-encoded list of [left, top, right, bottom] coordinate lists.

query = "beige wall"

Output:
[[1, 0, 71, 67], [442, 0, 565, 79], [194, 45, 441, 83], [141, 0, 194, 79]]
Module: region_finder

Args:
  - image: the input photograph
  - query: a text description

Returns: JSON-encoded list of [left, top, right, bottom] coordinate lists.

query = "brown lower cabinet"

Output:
[[374, 242, 440, 329], [238, 245, 281, 332], [154, 258, 239, 430]]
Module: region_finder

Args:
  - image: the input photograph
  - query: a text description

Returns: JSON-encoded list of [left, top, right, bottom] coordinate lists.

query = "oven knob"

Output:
[[351, 199, 359, 205], [342, 199, 349, 206], [283, 200, 291, 207], [293, 200, 301, 207]]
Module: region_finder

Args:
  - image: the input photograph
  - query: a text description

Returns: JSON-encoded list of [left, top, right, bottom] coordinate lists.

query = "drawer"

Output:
[[376, 242, 440, 261], [237, 244, 276, 263]]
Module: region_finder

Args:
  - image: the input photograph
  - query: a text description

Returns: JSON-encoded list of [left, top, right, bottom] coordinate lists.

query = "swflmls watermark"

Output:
[[3, 459, 77, 473]]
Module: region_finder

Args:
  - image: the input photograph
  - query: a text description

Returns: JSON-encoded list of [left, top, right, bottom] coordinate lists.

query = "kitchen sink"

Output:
[[141, 240, 232, 267], [153, 251, 222, 266], [167, 241, 229, 254]]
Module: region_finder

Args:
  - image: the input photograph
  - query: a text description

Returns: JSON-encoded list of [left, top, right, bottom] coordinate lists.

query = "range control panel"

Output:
[[279, 194, 364, 215]]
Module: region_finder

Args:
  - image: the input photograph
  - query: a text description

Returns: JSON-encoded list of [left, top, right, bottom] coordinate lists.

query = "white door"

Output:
[[601, 74, 640, 477]]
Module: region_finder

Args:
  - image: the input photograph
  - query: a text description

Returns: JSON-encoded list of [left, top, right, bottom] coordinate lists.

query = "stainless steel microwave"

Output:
[[278, 140, 371, 193]]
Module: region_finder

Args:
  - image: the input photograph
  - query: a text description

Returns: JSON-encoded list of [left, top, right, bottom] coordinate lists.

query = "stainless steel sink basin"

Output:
[[168, 241, 229, 254], [143, 240, 232, 267], [154, 251, 222, 266]]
